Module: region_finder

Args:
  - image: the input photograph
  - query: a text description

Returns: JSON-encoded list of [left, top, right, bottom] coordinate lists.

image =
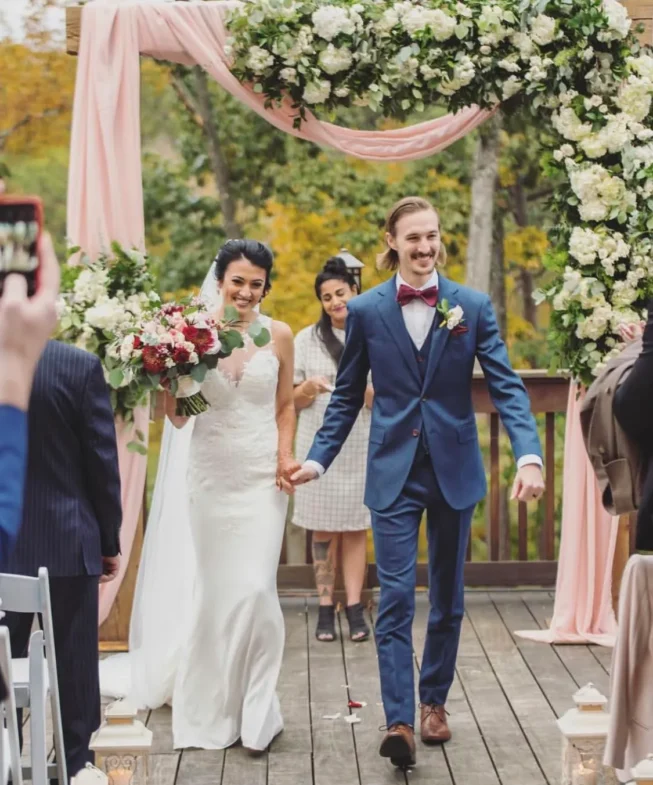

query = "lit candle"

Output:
[[108, 768, 133, 785], [574, 765, 598, 785]]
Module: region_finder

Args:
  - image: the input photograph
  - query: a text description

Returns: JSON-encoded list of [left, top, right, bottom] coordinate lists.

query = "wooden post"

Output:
[[65, 6, 82, 56], [623, 0, 653, 44]]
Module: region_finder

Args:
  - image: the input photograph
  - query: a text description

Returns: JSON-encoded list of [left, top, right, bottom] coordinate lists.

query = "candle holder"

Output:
[[556, 683, 618, 785], [89, 700, 153, 785]]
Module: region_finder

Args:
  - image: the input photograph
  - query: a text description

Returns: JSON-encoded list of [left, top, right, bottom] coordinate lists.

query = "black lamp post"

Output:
[[335, 249, 365, 292]]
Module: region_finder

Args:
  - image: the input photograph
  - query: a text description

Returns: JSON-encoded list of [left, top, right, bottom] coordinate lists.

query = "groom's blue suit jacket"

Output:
[[307, 274, 542, 512]]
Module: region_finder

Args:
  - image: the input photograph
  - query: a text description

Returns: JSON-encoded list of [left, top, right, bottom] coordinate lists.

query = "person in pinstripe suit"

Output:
[[2, 338, 122, 781]]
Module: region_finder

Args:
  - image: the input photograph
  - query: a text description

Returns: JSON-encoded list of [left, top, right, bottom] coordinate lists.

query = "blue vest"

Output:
[[411, 322, 435, 455]]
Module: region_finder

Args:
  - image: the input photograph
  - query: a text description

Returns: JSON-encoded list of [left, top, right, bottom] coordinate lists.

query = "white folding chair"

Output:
[[0, 627, 23, 785], [0, 568, 67, 785]]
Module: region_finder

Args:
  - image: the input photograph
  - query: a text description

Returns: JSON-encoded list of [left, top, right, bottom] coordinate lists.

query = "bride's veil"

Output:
[[100, 261, 225, 706]]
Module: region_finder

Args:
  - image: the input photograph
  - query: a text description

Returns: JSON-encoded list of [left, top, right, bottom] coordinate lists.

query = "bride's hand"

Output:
[[618, 321, 646, 343], [277, 454, 302, 495]]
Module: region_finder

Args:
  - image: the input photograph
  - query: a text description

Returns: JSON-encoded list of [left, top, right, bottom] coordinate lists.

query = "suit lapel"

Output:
[[423, 275, 459, 391], [375, 277, 421, 384]]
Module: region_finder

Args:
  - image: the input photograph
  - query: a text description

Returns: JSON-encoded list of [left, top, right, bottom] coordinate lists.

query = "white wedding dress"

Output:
[[100, 290, 287, 750]]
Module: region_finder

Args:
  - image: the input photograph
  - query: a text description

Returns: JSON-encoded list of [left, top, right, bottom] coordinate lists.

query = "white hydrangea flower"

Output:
[[525, 55, 551, 83], [567, 162, 635, 222], [303, 79, 331, 104], [612, 280, 639, 307], [511, 31, 534, 59], [553, 143, 575, 161], [602, 0, 631, 39], [552, 107, 592, 142], [246, 45, 274, 74], [374, 7, 399, 36], [73, 268, 109, 305], [615, 75, 653, 123], [629, 53, 653, 82], [318, 44, 353, 74], [312, 6, 356, 41], [456, 2, 473, 18], [576, 304, 612, 340], [569, 227, 602, 266], [334, 86, 350, 97], [439, 55, 475, 96], [498, 56, 521, 74], [530, 14, 556, 46], [502, 76, 522, 100], [85, 297, 125, 332], [280, 67, 298, 84], [284, 26, 314, 65]]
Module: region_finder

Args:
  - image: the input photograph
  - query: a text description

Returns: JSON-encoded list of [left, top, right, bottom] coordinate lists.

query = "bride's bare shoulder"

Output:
[[270, 320, 293, 343]]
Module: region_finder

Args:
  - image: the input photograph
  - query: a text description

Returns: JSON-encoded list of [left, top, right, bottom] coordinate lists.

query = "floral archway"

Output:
[[66, 0, 652, 631]]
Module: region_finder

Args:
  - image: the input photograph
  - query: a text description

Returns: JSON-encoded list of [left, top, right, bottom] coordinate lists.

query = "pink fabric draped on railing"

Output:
[[515, 384, 619, 646], [66, 0, 494, 623]]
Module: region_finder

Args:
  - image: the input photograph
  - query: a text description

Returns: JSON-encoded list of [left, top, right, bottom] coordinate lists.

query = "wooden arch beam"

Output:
[[64, 0, 653, 55]]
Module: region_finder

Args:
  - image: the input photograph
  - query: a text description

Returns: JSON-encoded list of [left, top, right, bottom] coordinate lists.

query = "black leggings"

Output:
[[613, 301, 653, 447]]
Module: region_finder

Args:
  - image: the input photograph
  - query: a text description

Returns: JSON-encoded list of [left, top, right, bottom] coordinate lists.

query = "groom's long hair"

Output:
[[376, 196, 448, 272]]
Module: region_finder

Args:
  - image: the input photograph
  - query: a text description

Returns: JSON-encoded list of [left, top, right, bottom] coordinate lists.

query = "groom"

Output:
[[292, 196, 544, 768]]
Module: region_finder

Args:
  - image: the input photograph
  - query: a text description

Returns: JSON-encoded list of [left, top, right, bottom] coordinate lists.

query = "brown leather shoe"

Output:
[[379, 723, 416, 768], [420, 704, 451, 744]]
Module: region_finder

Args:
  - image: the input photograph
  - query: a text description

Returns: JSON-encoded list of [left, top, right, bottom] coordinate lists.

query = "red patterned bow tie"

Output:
[[396, 283, 439, 308]]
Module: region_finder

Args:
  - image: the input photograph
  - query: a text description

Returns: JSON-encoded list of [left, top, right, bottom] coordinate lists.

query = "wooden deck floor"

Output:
[[126, 590, 612, 785]]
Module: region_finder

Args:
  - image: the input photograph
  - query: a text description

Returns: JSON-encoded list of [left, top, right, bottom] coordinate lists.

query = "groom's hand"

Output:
[[511, 464, 545, 503], [291, 464, 319, 486]]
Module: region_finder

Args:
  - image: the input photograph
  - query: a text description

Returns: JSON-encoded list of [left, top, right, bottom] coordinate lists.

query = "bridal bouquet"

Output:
[[116, 301, 271, 417]]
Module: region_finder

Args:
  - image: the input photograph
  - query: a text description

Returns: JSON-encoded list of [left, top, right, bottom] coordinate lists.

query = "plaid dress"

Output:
[[292, 325, 371, 532]]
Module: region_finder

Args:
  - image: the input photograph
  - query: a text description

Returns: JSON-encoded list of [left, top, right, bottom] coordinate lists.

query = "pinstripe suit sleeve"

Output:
[[0, 405, 28, 564], [80, 357, 122, 557]]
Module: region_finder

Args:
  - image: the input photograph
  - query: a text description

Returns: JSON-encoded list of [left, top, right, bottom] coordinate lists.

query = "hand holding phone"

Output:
[[0, 196, 43, 297]]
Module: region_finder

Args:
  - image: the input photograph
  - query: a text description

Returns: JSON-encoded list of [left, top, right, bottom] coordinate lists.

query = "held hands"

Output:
[[290, 464, 318, 487], [510, 464, 545, 503], [100, 555, 121, 584], [277, 454, 303, 495], [618, 321, 646, 344]]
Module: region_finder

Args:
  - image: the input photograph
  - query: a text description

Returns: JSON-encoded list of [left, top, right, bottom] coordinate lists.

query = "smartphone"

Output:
[[0, 196, 43, 297]]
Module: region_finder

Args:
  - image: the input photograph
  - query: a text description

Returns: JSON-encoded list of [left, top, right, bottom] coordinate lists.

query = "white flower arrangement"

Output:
[[226, 0, 653, 383], [56, 242, 160, 426]]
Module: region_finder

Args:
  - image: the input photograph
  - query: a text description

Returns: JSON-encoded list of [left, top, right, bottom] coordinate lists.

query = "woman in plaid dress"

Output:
[[293, 258, 372, 643]]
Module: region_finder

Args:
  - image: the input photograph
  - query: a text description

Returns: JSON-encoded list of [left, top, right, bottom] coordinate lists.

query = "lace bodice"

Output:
[[188, 315, 280, 498]]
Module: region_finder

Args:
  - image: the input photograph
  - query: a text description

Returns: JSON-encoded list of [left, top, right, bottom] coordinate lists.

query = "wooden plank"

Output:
[[307, 600, 359, 785], [339, 606, 409, 785], [175, 749, 226, 785], [523, 593, 611, 696], [455, 597, 547, 785], [271, 599, 312, 756], [221, 745, 267, 785], [149, 753, 180, 785], [413, 597, 496, 785], [147, 706, 174, 755], [267, 751, 313, 785], [466, 593, 560, 784], [490, 591, 578, 718], [65, 5, 82, 55]]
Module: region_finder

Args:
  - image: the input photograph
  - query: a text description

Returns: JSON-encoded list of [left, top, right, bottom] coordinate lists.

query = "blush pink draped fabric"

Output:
[[66, 0, 494, 258], [66, 0, 494, 622], [99, 406, 150, 626], [515, 384, 619, 647]]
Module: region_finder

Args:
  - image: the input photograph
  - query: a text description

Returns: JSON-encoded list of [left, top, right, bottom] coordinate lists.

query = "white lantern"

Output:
[[632, 754, 653, 784], [89, 699, 153, 785], [556, 683, 618, 785]]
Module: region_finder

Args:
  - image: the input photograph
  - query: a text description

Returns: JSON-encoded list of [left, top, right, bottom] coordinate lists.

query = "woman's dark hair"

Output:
[[314, 257, 357, 367], [213, 239, 274, 294]]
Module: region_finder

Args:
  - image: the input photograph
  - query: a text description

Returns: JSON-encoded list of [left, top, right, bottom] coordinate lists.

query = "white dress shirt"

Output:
[[304, 272, 541, 476]]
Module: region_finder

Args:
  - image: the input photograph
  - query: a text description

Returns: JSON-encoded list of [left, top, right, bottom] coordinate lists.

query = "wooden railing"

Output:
[[277, 371, 570, 591]]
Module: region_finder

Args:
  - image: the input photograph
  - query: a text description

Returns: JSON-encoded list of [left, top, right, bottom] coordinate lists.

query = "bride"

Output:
[[100, 239, 299, 751]]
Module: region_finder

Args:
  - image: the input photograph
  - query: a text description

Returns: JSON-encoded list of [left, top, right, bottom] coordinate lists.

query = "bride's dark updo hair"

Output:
[[213, 239, 274, 295], [314, 257, 358, 367]]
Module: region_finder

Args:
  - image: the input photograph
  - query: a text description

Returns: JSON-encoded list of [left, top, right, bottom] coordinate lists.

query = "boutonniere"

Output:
[[436, 299, 466, 332]]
